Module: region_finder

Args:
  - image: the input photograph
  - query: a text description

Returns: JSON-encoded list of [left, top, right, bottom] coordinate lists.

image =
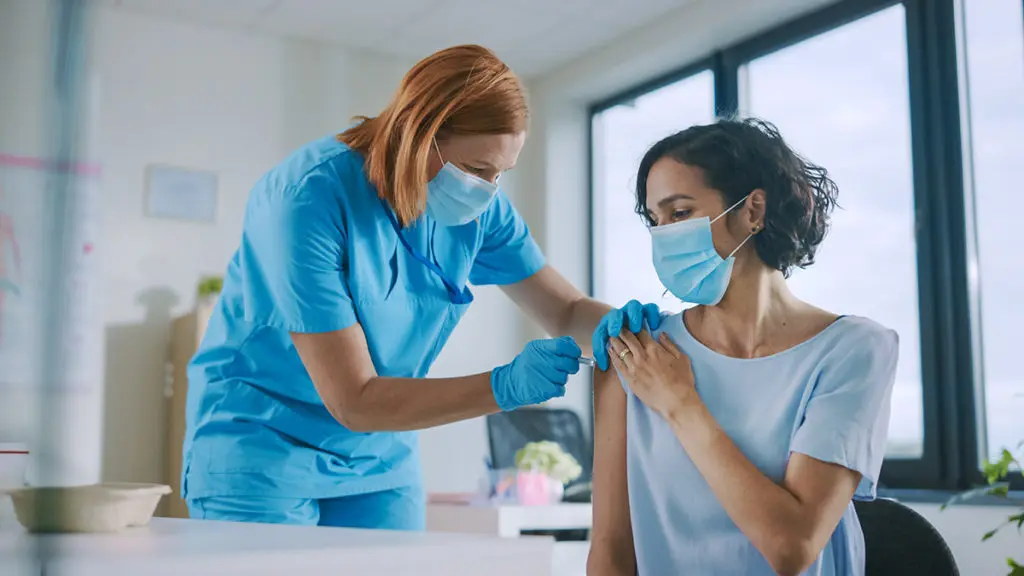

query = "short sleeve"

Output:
[[238, 173, 358, 333], [790, 326, 899, 500], [468, 190, 546, 286]]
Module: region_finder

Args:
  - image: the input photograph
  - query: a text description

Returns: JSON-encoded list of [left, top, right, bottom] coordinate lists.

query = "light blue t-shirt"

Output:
[[182, 136, 545, 500], [626, 313, 898, 576]]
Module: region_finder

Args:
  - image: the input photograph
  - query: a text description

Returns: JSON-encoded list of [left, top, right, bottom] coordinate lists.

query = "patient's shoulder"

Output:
[[829, 315, 898, 344]]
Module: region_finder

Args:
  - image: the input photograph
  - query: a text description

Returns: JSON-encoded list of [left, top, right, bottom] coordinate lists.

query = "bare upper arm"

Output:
[[290, 324, 377, 427], [782, 452, 862, 550], [587, 367, 636, 575]]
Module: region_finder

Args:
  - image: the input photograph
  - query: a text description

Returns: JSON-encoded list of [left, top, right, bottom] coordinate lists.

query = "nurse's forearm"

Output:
[[340, 373, 500, 432], [501, 266, 611, 354]]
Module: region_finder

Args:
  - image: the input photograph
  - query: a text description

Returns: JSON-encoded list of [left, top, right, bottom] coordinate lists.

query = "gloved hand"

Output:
[[491, 336, 582, 411], [592, 300, 662, 371]]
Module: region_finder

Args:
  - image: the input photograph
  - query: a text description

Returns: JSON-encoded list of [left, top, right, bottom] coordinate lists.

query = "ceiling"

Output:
[[99, 0, 697, 76]]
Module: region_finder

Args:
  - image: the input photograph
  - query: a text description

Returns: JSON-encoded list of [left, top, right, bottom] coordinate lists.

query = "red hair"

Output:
[[339, 45, 528, 226]]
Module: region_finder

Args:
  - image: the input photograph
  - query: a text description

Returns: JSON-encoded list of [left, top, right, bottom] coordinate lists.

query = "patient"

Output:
[[587, 118, 898, 576]]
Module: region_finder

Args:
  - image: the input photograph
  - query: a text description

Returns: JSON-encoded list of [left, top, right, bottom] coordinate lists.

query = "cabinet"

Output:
[[163, 301, 213, 518]]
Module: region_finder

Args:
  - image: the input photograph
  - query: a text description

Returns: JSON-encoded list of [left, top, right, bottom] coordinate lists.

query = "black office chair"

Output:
[[854, 497, 959, 576]]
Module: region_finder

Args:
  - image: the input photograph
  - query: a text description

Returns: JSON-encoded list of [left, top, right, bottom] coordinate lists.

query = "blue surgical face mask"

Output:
[[650, 194, 755, 306], [426, 140, 499, 226]]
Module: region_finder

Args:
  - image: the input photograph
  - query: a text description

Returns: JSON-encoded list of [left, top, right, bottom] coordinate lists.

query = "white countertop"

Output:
[[0, 517, 553, 576], [427, 502, 592, 537]]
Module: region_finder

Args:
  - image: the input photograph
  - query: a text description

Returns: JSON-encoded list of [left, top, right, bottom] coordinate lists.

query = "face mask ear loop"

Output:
[[726, 229, 758, 260], [710, 193, 752, 225]]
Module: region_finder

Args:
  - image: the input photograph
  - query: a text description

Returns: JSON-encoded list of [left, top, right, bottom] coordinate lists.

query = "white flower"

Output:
[[514, 441, 582, 484]]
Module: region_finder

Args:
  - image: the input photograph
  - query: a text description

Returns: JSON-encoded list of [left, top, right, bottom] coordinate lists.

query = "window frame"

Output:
[[587, 0, 1019, 493]]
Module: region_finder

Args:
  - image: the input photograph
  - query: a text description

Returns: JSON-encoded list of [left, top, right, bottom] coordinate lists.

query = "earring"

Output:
[[752, 225, 759, 233]]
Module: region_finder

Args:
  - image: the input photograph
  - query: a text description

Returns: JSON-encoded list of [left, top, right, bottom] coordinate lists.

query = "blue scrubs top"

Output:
[[625, 314, 898, 575], [182, 136, 545, 500]]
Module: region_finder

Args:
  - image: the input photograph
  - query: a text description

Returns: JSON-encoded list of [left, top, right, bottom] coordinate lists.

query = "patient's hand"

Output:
[[607, 329, 697, 419], [591, 300, 662, 371]]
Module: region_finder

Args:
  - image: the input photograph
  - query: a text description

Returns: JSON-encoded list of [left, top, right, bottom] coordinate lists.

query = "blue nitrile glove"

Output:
[[491, 336, 582, 411], [592, 300, 663, 371]]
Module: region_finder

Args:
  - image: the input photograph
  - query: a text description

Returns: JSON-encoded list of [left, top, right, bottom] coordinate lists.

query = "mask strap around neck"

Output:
[[710, 194, 751, 225]]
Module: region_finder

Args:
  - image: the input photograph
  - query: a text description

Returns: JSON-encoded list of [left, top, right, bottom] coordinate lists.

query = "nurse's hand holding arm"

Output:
[[608, 330, 864, 576]]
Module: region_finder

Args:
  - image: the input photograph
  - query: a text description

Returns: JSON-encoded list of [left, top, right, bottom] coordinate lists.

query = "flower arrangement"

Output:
[[514, 440, 583, 485]]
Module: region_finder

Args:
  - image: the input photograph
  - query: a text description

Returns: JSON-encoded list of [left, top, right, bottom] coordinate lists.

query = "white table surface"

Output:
[[427, 502, 592, 537], [427, 503, 592, 576], [0, 517, 554, 576]]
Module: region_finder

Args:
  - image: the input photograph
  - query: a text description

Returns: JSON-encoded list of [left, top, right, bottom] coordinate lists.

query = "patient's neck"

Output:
[[689, 264, 798, 358]]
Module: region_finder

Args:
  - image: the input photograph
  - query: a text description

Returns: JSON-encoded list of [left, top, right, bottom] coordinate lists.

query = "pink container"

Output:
[[516, 470, 562, 506]]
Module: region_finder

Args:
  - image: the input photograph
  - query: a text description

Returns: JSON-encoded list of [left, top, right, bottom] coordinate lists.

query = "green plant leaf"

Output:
[[1007, 557, 1023, 576], [983, 449, 1016, 484], [990, 484, 1011, 497], [982, 528, 1000, 541], [197, 275, 224, 298], [942, 483, 1011, 509], [1010, 512, 1024, 530]]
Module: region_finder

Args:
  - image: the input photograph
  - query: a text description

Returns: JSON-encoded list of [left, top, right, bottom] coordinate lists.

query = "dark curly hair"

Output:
[[635, 117, 839, 277]]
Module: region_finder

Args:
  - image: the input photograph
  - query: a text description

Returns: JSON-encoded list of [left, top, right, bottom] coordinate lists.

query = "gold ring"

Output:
[[618, 349, 632, 360]]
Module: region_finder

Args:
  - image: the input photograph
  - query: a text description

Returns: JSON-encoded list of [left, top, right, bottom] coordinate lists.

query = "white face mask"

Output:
[[425, 140, 499, 226]]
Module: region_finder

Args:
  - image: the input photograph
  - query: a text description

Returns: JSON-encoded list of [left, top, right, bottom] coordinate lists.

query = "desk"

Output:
[[427, 502, 592, 537], [0, 517, 553, 576], [427, 503, 592, 576]]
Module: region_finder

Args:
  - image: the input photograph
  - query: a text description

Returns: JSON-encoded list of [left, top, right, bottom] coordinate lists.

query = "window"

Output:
[[591, 71, 715, 312], [589, 0, 1018, 490], [740, 6, 924, 459], [961, 0, 1024, 463]]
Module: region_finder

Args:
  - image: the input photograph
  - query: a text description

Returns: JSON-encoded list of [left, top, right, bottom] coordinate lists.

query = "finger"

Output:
[[623, 300, 644, 333], [592, 319, 611, 371], [547, 353, 581, 375], [607, 339, 633, 371], [549, 335, 583, 358], [658, 332, 684, 359], [643, 303, 662, 330], [608, 347, 629, 375], [618, 330, 644, 357], [636, 328, 656, 346], [606, 309, 624, 339], [607, 336, 627, 357]]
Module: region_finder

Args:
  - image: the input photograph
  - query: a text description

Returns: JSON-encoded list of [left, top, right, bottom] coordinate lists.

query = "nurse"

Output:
[[183, 44, 660, 530]]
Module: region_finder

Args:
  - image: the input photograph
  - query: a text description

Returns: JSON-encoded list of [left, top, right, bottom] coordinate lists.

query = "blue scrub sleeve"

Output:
[[238, 174, 359, 333], [790, 327, 899, 499], [468, 191, 546, 286]]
